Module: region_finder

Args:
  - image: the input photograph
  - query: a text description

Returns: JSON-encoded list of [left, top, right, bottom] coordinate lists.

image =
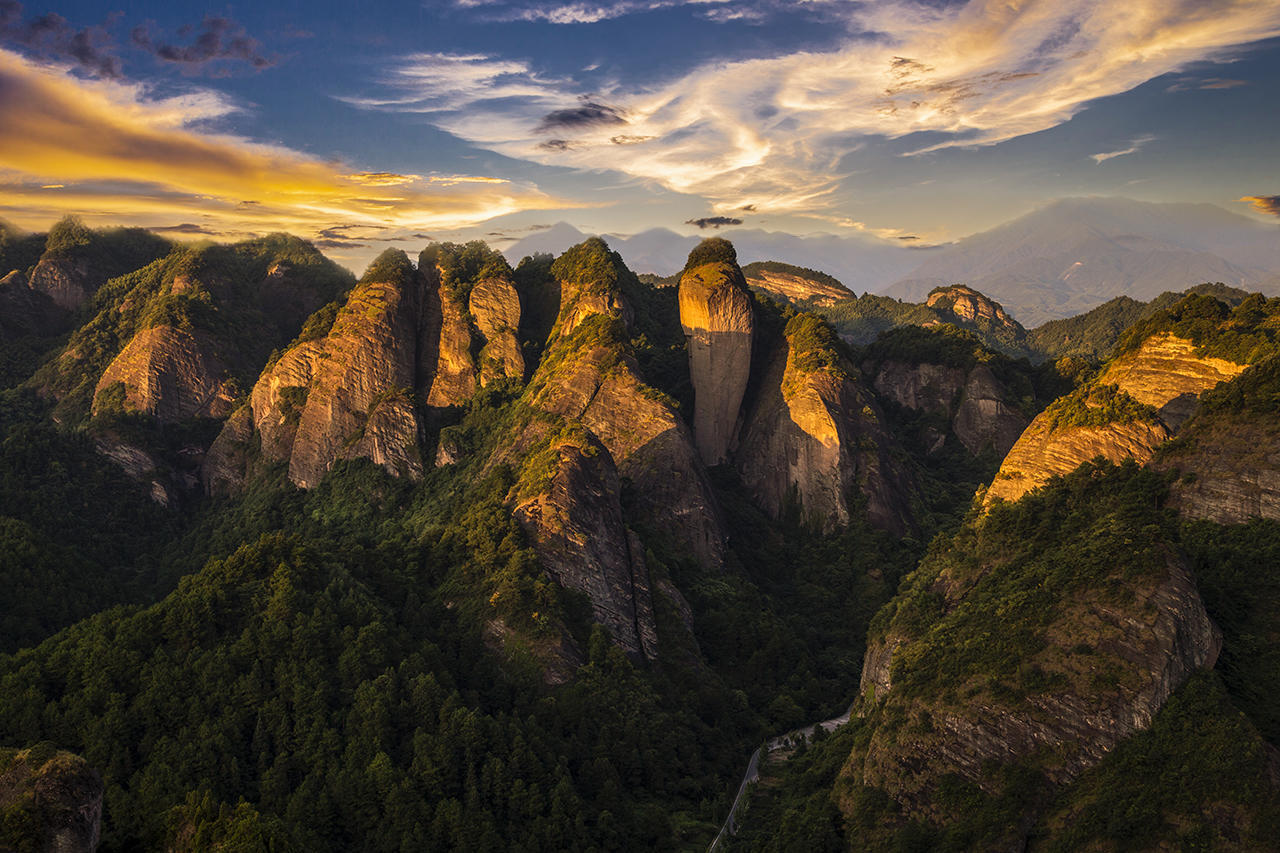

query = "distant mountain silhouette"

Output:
[[884, 197, 1280, 325]]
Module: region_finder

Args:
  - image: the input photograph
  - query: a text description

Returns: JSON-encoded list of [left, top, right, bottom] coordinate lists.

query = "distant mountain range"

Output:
[[507, 198, 1280, 326]]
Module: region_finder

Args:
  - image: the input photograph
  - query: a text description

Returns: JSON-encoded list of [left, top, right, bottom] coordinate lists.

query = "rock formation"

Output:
[[852, 552, 1220, 804], [988, 330, 1250, 506], [521, 238, 725, 569], [513, 431, 659, 661], [738, 314, 915, 534], [842, 465, 1222, 841], [1098, 332, 1247, 429], [206, 252, 427, 491], [92, 325, 237, 422], [1156, 357, 1280, 523], [469, 275, 525, 384], [0, 744, 103, 853], [679, 251, 754, 466], [872, 359, 1029, 457], [987, 417, 1171, 505]]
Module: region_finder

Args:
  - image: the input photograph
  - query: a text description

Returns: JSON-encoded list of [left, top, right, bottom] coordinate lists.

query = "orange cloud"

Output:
[[0, 48, 572, 257]]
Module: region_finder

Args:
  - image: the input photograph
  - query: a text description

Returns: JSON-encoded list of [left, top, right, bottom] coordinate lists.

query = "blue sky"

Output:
[[1, 0, 1278, 269]]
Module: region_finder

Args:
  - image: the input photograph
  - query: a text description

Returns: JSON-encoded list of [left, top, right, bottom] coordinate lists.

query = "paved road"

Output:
[[707, 702, 856, 851]]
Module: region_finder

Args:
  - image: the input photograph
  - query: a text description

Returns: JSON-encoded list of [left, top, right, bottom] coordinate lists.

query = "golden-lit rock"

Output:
[[679, 261, 754, 465]]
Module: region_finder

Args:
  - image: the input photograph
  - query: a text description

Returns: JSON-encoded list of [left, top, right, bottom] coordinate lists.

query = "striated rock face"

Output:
[[744, 268, 850, 307], [738, 318, 916, 534], [925, 284, 1015, 327], [92, 325, 237, 422], [680, 261, 754, 465], [851, 556, 1219, 808], [988, 332, 1249, 506], [205, 257, 427, 492], [1100, 333, 1247, 429], [424, 282, 477, 408], [840, 468, 1222, 838], [872, 360, 1029, 457], [470, 276, 525, 385], [1163, 431, 1280, 524], [987, 417, 1170, 505], [1155, 359, 1280, 524], [513, 434, 659, 661], [0, 745, 103, 853], [27, 256, 94, 310], [528, 323, 726, 568], [279, 274, 425, 488]]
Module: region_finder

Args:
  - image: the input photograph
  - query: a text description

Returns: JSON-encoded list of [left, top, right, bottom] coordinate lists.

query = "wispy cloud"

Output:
[[1090, 135, 1156, 164], [451, 0, 734, 25], [1240, 195, 1280, 217], [361, 0, 1280, 217], [0, 48, 572, 254]]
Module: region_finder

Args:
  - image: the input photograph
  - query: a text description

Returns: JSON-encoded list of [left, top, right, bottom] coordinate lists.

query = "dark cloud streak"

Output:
[[686, 216, 742, 229], [132, 16, 275, 73], [1241, 195, 1280, 217], [0, 1, 121, 77]]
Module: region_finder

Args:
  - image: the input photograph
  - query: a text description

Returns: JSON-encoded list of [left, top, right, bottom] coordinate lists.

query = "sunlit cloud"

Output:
[[1240, 195, 1280, 217], [1091, 135, 1157, 164], [363, 0, 1280, 217], [0, 48, 573, 259]]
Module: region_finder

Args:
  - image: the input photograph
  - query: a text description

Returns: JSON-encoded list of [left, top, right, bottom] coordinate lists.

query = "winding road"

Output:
[[707, 701, 856, 851]]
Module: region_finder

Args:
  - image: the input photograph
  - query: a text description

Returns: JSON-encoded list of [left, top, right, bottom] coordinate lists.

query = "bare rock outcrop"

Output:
[[522, 239, 726, 568], [470, 275, 525, 384], [841, 470, 1222, 839], [205, 252, 428, 492], [854, 557, 1219, 804], [738, 315, 915, 534], [513, 433, 659, 661], [680, 260, 754, 465], [872, 360, 1029, 457], [0, 745, 103, 853], [987, 417, 1171, 505], [988, 332, 1249, 506], [1100, 332, 1247, 429], [28, 256, 94, 310], [925, 284, 1015, 328], [424, 284, 477, 408], [92, 325, 237, 422]]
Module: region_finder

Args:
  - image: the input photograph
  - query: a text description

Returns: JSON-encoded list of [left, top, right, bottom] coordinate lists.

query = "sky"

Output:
[[1, 0, 1279, 271]]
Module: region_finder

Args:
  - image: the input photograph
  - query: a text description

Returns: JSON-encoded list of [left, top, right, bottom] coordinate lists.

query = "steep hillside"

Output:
[[741, 261, 852, 307], [1025, 283, 1251, 362], [987, 292, 1274, 507], [0, 743, 102, 853]]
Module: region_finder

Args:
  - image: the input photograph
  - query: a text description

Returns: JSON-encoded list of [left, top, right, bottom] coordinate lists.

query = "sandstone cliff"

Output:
[[512, 429, 659, 661], [206, 250, 427, 491], [737, 313, 916, 534], [522, 238, 725, 568], [986, 414, 1171, 505], [1099, 332, 1247, 429], [92, 325, 237, 422], [742, 262, 851, 307], [0, 744, 103, 853], [679, 249, 754, 466], [988, 329, 1250, 506], [872, 359, 1029, 458], [1156, 356, 1280, 523]]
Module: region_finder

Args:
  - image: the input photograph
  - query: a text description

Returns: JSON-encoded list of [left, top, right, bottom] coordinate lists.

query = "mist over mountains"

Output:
[[509, 198, 1280, 327]]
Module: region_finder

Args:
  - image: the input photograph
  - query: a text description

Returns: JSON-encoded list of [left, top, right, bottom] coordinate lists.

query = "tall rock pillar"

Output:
[[678, 239, 754, 465]]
